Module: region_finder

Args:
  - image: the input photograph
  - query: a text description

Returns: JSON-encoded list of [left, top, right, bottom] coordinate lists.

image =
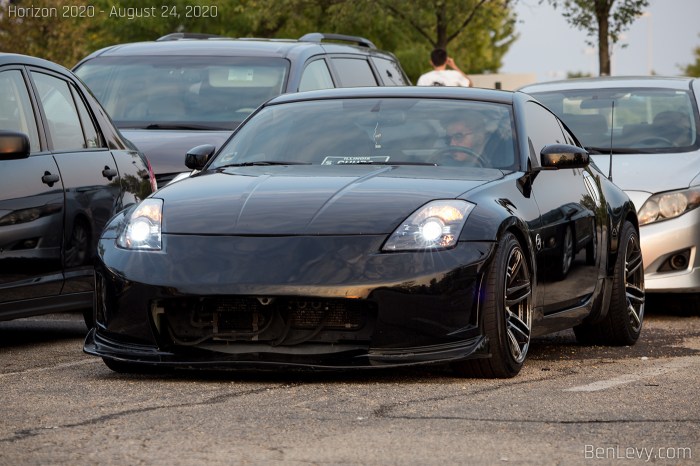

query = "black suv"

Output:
[[74, 32, 410, 185]]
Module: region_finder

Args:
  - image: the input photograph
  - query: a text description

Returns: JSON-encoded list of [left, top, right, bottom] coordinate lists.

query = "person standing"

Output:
[[417, 48, 473, 87]]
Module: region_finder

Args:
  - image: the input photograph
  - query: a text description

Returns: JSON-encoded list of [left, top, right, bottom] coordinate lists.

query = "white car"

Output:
[[521, 77, 700, 297]]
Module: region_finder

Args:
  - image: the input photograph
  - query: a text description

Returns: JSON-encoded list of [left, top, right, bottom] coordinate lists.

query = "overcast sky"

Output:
[[501, 0, 700, 82]]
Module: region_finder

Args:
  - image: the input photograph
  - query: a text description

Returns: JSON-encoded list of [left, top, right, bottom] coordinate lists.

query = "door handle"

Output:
[[102, 166, 118, 180], [41, 171, 60, 187]]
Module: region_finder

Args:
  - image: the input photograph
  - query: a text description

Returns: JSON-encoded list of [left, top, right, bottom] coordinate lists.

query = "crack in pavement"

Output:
[[0, 385, 285, 444]]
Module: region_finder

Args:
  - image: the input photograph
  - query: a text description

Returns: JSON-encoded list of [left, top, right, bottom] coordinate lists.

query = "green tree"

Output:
[[543, 0, 649, 76], [683, 41, 700, 77], [244, 0, 517, 82], [0, 0, 92, 67], [1, 0, 517, 83]]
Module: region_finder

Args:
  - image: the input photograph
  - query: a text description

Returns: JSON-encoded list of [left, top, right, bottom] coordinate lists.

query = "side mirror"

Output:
[[540, 144, 589, 170], [0, 130, 30, 160], [185, 144, 216, 170]]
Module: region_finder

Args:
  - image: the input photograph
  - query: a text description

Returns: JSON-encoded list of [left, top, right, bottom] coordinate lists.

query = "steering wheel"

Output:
[[639, 136, 674, 147], [434, 146, 487, 167]]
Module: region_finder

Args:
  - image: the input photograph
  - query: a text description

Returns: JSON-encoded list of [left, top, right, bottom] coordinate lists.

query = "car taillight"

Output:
[[147, 160, 158, 192]]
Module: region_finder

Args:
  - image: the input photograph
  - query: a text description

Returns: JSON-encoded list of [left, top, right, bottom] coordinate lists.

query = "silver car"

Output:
[[521, 77, 700, 296]]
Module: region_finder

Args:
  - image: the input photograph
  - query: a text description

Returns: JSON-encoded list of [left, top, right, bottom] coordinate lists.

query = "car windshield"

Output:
[[209, 98, 518, 170], [75, 56, 289, 130], [531, 87, 699, 154]]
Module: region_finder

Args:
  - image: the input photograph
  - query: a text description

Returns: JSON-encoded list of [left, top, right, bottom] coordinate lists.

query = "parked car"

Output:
[[84, 86, 644, 378], [73, 32, 410, 186], [521, 77, 700, 298], [0, 53, 156, 326]]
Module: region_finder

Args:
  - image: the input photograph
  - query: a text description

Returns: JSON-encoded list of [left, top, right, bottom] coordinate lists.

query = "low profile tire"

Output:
[[453, 232, 533, 378], [574, 221, 645, 345]]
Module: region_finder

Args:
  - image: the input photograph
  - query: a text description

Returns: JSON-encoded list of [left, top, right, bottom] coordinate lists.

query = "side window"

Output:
[[371, 57, 409, 86], [524, 101, 567, 165], [70, 85, 102, 148], [299, 59, 335, 92], [331, 58, 378, 87], [0, 69, 41, 152], [31, 72, 86, 151]]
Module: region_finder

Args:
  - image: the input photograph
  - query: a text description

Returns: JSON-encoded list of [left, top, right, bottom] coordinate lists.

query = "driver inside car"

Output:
[[439, 113, 488, 166]]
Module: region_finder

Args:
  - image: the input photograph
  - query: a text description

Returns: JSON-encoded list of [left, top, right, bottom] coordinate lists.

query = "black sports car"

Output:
[[84, 87, 645, 378]]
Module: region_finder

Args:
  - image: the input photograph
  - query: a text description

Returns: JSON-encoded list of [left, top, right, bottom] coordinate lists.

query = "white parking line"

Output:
[[565, 358, 696, 392], [0, 358, 99, 379]]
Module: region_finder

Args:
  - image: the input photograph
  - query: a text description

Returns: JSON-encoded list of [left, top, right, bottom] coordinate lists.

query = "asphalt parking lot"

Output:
[[1, 301, 698, 465]]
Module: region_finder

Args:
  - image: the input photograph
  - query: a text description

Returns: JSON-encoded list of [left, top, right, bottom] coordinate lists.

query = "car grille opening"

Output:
[[153, 296, 375, 346]]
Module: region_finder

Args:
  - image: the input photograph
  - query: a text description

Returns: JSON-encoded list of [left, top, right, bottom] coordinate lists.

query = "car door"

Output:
[[0, 67, 65, 307], [524, 101, 599, 314], [29, 70, 122, 294]]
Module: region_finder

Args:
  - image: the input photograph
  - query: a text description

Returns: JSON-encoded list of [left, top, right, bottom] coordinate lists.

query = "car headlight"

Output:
[[117, 198, 163, 250], [383, 200, 475, 251], [637, 187, 700, 226]]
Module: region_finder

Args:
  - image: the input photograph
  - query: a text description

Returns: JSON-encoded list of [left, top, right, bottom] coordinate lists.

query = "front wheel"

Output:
[[453, 232, 533, 378], [574, 221, 645, 345]]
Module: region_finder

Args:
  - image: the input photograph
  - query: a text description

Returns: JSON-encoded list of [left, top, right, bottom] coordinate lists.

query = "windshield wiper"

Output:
[[218, 161, 312, 168], [142, 123, 230, 130]]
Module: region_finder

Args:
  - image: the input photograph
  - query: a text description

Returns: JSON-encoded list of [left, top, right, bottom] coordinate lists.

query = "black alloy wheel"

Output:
[[574, 221, 645, 345], [453, 232, 533, 378]]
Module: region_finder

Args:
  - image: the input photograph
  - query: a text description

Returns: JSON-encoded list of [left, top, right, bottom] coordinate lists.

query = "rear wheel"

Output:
[[574, 221, 645, 345], [553, 225, 574, 280], [65, 218, 90, 267], [453, 232, 532, 378]]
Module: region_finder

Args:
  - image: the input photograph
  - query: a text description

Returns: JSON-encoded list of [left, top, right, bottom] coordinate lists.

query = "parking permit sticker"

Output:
[[321, 156, 390, 165]]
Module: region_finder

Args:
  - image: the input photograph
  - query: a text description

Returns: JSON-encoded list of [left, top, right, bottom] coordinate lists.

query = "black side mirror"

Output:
[[540, 144, 589, 170], [185, 144, 216, 170], [0, 130, 30, 160]]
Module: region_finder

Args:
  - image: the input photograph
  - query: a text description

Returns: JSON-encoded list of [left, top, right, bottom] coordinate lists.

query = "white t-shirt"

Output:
[[417, 70, 471, 87]]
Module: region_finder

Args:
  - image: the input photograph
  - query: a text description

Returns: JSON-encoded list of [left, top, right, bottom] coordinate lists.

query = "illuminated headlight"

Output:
[[383, 200, 475, 251], [117, 198, 163, 250], [637, 187, 700, 226]]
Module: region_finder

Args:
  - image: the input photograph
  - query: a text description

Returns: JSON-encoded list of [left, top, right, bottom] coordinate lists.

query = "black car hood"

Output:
[[120, 129, 233, 177], [158, 165, 501, 235]]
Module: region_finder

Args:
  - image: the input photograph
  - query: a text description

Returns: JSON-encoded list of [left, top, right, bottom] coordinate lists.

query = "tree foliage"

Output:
[[543, 0, 649, 76], [0, 0, 517, 82], [0, 0, 92, 67], [683, 40, 700, 77]]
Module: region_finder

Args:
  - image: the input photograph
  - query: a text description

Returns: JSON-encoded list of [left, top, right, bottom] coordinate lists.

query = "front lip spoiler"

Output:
[[84, 328, 488, 371]]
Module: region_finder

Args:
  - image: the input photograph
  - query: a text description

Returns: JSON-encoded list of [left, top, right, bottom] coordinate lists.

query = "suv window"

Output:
[[371, 57, 410, 86], [299, 59, 334, 92], [331, 58, 378, 87], [76, 56, 289, 129]]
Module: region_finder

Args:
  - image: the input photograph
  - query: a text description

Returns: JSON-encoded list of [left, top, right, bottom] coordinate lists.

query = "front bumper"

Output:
[[87, 234, 494, 369], [640, 208, 700, 293]]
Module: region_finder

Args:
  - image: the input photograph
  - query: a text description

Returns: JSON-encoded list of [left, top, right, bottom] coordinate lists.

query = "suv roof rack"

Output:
[[299, 33, 376, 49], [156, 32, 225, 41]]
